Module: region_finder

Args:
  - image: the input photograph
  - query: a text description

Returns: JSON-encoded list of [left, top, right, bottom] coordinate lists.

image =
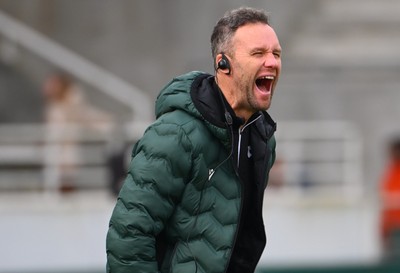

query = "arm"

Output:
[[106, 122, 193, 273], [264, 135, 277, 189]]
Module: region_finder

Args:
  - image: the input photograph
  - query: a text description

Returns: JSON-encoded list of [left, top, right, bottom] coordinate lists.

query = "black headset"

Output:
[[215, 53, 233, 125], [216, 53, 231, 75]]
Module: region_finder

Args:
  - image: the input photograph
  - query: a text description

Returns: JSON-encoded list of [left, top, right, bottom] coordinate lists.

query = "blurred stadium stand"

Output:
[[0, 62, 43, 123], [0, 0, 400, 272]]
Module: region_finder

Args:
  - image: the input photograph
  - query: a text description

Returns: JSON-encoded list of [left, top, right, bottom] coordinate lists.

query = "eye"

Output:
[[252, 51, 264, 57], [273, 51, 281, 58]]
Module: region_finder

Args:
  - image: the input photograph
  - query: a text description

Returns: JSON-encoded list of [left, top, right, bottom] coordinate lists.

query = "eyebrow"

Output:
[[250, 46, 282, 54]]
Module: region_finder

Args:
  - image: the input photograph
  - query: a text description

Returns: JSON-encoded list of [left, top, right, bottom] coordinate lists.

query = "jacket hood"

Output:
[[155, 71, 233, 149], [156, 71, 239, 127], [155, 71, 205, 121]]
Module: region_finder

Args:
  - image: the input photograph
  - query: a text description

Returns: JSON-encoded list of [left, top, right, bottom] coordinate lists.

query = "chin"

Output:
[[260, 100, 272, 111]]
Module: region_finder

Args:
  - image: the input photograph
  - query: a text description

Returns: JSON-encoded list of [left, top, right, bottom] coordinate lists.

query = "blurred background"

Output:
[[0, 0, 400, 272]]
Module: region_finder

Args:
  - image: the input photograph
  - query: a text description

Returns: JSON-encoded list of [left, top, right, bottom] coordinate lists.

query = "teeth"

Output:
[[259, 76, 274, 80]]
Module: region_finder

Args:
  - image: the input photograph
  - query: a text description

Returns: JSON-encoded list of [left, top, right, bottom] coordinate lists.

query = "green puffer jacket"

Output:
[[106, 71, 276, 273]]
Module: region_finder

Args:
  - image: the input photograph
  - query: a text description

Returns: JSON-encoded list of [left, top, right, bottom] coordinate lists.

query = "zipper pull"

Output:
[[208, 169, 215, 181]]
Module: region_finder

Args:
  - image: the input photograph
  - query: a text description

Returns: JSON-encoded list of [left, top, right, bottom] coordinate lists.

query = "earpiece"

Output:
[[216, 53, 231, 75]]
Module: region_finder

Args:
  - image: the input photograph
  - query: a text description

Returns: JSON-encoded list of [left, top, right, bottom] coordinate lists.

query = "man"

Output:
[[42, 72, 112, 193], [106, 6, 282, 273]]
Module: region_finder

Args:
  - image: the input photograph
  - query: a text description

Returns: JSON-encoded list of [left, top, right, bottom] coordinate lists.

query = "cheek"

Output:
[[276, 61, 282, 74]]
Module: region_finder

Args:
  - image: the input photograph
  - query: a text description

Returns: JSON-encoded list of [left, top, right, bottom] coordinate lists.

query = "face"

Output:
[[227, 23, 281, 119], [43, 76, 67, 101]]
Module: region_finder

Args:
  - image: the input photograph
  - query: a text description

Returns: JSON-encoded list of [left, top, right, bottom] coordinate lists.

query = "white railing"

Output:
[[0, 121, 363, 197], [0, 9, 153, 122], [273, 120, 363, 198], [0, 121, 151, 191]]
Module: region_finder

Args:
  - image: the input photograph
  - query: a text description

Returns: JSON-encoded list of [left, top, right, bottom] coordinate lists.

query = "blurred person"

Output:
[[105, 124, 130, 196], [380, 137, 400, 260], [106, 144, 128, 196], [268, 157, 285, 188], [106, 6, 281, 273], [42, 72, 113, 193]]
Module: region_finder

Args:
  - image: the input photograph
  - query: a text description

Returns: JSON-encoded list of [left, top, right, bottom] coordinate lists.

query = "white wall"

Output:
[[0, 190, 382, 272]]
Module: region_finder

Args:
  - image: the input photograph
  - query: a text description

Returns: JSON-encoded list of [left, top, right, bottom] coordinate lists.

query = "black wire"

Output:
[[186, 82, 235, 272], [185, 122, 234, 273]]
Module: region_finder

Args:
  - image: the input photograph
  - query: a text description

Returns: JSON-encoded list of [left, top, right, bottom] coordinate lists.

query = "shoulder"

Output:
[[160, 71, 208, 95], [155, 71, 210, 120]]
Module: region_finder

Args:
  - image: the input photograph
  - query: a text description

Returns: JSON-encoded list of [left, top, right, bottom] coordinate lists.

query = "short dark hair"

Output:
[[389, 137, 400, 160], [210, 7, 270, 60], [52, 72, 72, 90]]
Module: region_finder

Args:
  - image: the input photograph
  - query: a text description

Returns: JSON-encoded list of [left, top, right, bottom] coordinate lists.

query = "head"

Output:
[[42, 73, 72, 102], [211, 7, 282, 121], [388, 138, 400, 161]]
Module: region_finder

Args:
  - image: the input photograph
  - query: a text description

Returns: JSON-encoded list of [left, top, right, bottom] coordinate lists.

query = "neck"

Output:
[[215, 74, 253, 122]]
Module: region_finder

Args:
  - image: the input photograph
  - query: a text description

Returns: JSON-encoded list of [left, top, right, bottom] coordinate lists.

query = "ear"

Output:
[[215, 53, 223, 71]]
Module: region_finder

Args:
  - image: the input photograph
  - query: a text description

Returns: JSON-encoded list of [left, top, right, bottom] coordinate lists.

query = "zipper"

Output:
[[222, 117, 242, 273], [237, 128, 242, 169], [224, 114, 269, 273], [236, 115, 262, 168]]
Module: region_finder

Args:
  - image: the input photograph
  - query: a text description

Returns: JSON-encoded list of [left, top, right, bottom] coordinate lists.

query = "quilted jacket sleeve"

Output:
[[106, 121, 193, 273]]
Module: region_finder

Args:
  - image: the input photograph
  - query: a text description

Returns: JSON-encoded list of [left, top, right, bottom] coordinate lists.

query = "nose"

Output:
[[263, 52, 279, 68]]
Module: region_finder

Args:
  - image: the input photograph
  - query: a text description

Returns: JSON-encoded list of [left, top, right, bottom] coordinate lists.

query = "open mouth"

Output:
[[255, 76, 274, 93]]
